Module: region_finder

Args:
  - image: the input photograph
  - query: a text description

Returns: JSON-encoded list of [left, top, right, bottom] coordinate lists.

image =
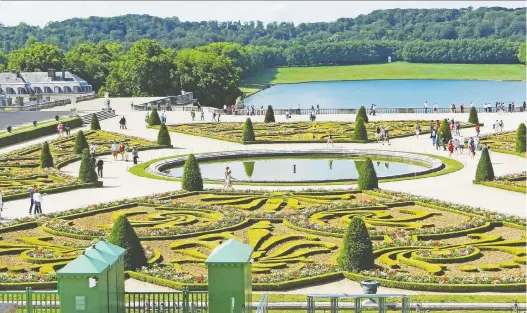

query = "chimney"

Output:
[[47, 69, 56, 81]]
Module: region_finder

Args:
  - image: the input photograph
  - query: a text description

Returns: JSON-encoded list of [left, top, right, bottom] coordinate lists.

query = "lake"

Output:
[[243, 80, 526, 109], [164, 157, 427, 183]]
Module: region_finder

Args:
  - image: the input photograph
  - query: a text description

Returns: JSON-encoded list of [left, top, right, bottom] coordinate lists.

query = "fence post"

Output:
[[26, 287, 33, 313], [182, 287, 189, 313]]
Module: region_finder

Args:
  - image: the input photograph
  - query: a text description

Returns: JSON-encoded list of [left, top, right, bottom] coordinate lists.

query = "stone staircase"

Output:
[[80, 110, 118, 125]]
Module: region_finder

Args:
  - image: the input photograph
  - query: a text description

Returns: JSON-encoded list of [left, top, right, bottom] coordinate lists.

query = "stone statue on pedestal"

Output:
[[235, 96, 244, 109]]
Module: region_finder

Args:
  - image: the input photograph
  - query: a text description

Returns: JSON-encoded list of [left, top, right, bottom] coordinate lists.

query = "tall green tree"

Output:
[[182, 154, 203, 191], [515, 123, 526, 153], [73, 130, 89, 154], [242, 118, 255, 142], [90, 114, 101, 130], [8, 43, 65, 71], [39, 141, 54, 168], [518, 42, 526, 65], [78, 148, 98, 183], [264, 105, 275, 123], [353, 118, 368, 140], [0, 50, 7, 72], [337, 217, 374, 272], [105, 39, 178, 96], [357, 158, 378, 190], [157, 123, 171, 146], [108, 215, 147, 270], [474, 147, 494, 182]]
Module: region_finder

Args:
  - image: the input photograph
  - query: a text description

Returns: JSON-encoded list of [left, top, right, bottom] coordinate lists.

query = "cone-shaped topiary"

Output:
[[264, 105, 275, 123], [353, 117, 368, 140], [90, 114, 101, 130], [356, 106, 368, 123], [78, 148, 98, 183], [148, 108, 161, 126], [475, 147, 494, 182], [337, 216, 374, 272], [73, 130, 89, 155], [39, 141, 54, 168], [357, 158, 378, 190], [354, 160, 365, 174], [157, 123, 171, 146], [243, 161, 255, 178], [515, 123, 526, 153], [468, 107, 479, 125], [182, 154, 203, 191], [108, 215, 147, 270], [439, 119, 452, 142], [242, 118, 255, 142]]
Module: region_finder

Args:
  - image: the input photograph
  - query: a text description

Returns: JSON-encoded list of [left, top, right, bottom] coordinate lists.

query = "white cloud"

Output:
[[0, 1, 524, 27]]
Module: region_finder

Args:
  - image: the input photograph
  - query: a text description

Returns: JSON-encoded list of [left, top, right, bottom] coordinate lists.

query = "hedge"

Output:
[[0, 117, 82, 148], [1, 181, 103, 202], [474, 181, 526, 193]]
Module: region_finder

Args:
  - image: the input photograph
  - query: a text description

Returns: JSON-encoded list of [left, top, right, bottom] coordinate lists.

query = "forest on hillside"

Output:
[[0, 7, 525, 52]]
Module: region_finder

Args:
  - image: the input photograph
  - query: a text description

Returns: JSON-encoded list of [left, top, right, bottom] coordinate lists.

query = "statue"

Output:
[[235, 96, 244, 109]]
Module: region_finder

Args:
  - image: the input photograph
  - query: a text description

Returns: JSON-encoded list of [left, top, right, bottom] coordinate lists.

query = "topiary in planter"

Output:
[[439, 119, 452, 142], [182, 154, 203, 191], [148, 108, 161, 126], [242, 118, 255, 142], [108, 215, 147, 270], [90, 114, 101, 130], [39, 141, 54, 168], [468, 107, 479, 125], [78, 148, 98, 183], [474, 147, 494, 182], [73, 130, 89, 155], [243, 161, 255, 178], [357, 158, 378, 190], [264, 105, 275, 123], [515, 123, 526, 153], [356, 106, 368, 123], [353, 117, 368, 141], [337, 216, 374, 272], [157, 123, 171, 146]]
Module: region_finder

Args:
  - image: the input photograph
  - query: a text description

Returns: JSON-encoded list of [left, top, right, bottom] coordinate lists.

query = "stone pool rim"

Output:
[[147, 149, 445, 184]]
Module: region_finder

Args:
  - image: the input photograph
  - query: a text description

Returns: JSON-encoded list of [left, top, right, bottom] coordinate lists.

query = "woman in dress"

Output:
[[224, 167, 232, 190]]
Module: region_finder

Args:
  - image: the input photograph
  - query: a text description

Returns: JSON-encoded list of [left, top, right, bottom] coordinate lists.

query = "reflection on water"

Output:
[[164, 158, 426, 182]]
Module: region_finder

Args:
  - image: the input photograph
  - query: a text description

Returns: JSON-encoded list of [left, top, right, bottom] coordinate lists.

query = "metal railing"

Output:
[[306, 294, 410, 313], [0, 288, 60, 313], [256, 294, 269, 313]]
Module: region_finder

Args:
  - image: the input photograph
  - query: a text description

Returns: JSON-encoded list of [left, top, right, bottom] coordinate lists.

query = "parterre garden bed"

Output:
[[475, 172, 526, 193], [478, 131, 526, 157], [164, 121, 475, 143], [0, 130, 165, 200], [0, 189, 524, 292]]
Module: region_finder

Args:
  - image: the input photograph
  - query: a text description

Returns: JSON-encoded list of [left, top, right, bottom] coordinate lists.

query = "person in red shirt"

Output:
[[448, 140, 454, 157], [475, 125, 480, 137]]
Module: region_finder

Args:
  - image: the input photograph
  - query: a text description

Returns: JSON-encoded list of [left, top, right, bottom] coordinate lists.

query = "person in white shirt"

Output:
[[433, 103, 438, 112], [111, 142, 119, 160], [470, 101, 474, 108], [89, 144, 96, 158], [33, 192, 42, 214], [424, 101, 428, 113]]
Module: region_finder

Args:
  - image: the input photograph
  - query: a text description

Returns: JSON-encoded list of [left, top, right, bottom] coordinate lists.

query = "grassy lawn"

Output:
[[240, 62, 526, 95], [253, 294, 526, 303]]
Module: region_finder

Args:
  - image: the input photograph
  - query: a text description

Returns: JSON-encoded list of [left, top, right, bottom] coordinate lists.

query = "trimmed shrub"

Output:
[[337, 217, 374, 272], [459, 265, 479, 272], [148, 108, 161, 126], [357, 158, 378, 190], [181, 154, 203, 191], [0, 118, 82, 149], [264, 105, 275, 123], [90, 114, 101, 130], [243, 161, 255, 178], [73, 130, 89, 155], [242, 118, 255, 142], [78, 148, 98, 183], [468, 107, 479, 125], [157, 123, 171, 146], [439, 119, 452, 142], [474, 147, 494, 182], [356, 106, 368, 123], [353, 118, 368, 140], [39, 141, 54, 168], [479, 264, 500, 272], [515, 123, 526, 153], [108, 215, 147, 270]]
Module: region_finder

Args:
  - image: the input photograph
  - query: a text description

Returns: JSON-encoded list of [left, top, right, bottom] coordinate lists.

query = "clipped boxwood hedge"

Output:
[[0, 117, 82, 148]]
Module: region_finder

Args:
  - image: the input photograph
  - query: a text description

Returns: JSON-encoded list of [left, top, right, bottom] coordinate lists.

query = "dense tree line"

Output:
[[0, 7, 524, 52]]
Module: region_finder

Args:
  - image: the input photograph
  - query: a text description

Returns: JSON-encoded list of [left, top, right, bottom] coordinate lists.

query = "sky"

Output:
[[0, 1, 524, 27]]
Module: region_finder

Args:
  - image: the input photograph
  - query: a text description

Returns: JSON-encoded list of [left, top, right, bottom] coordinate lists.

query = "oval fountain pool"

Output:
[[148, 150, 445, 184]]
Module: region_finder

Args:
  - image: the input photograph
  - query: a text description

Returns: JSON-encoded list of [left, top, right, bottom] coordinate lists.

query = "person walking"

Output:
[[424, 101, 428, 114], [433, 103, 438, 113], [57, 123, 64, 137], [122, 116, 127, 129], [217, 113, 221, 122], [119, 142, 125, 160], [191, 110, 195, 121], [375, 126, 381, 143], [212, 112, 217, 122], [327, 134, 334, 148], [384, 128, 390, 145], [96, 158, 104, 178], [111, 141, 119, 161], [124, 143, 131, 162], [224, 167, 232, 190], [200, 110, 205, 121], [475, 125, 480, 137], [89, 143, 97, 159], [431, 128, 436, 147], [441, 135, 448, 151], [448, 140, 454, 157], [29, 185, 36, 215], [33, 190, 42, 215], [499, 120, 504, 132], [474, 136, 480, 151], [435, 133, 440, 150], [429, 121, 434, 138], [65, 123, 71, 136], [415, 124, 421, 139], [132, 147, 139, 165]]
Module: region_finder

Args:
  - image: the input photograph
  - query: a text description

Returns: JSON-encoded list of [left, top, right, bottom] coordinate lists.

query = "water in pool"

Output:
[[243, 80, 526, 109], [164, 158, 427, 182]]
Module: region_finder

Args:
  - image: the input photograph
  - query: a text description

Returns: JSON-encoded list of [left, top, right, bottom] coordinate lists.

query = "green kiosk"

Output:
[[57, 239, 125, 313], [206, 239, 253, 313]]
